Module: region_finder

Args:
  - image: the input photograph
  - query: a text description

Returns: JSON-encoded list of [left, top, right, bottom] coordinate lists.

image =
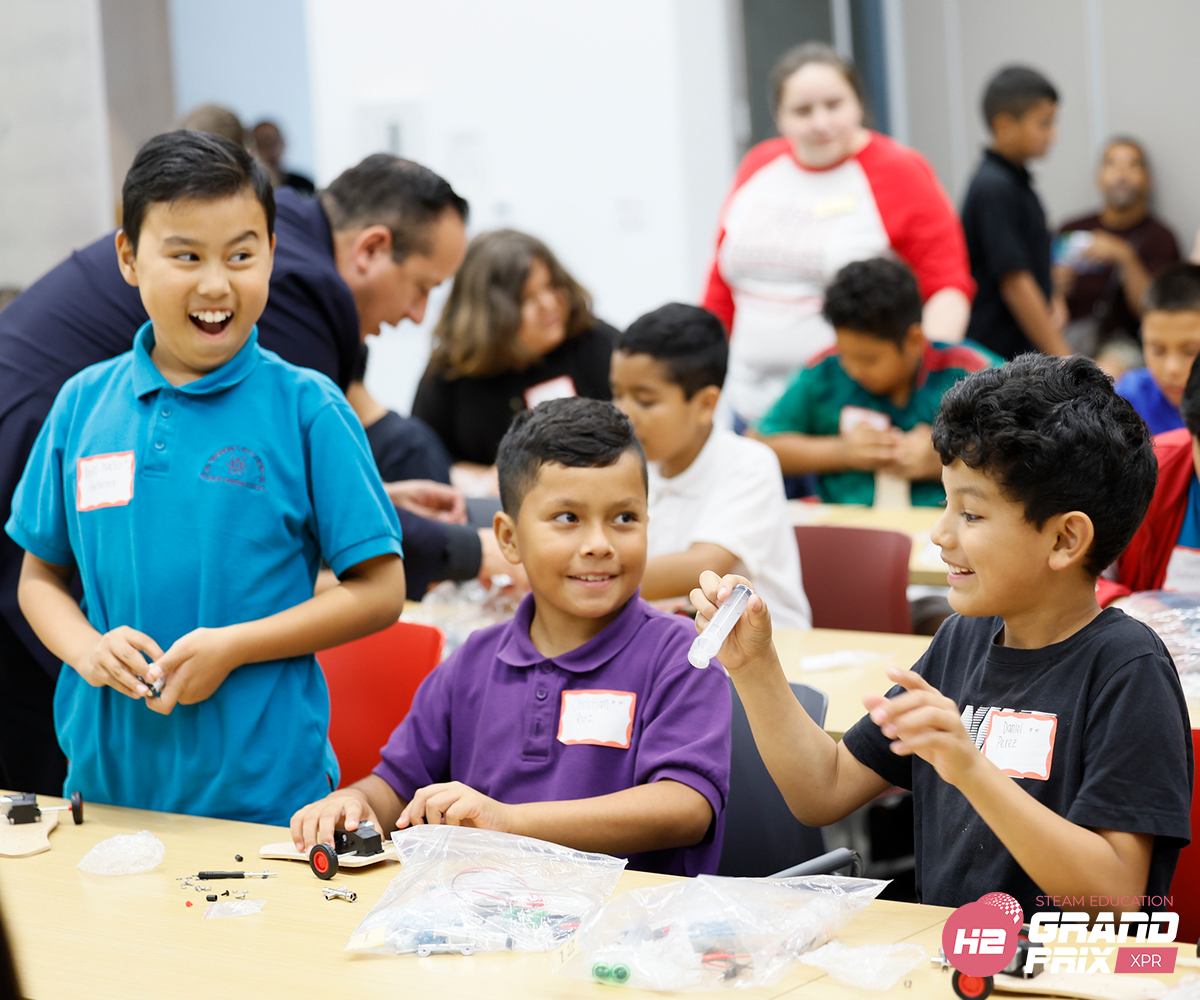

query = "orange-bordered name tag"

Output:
[[557, 689, 636, 749], [980, 710, 1057, 780], [76, 451, 135, 512], [524, 375, 577, 410]]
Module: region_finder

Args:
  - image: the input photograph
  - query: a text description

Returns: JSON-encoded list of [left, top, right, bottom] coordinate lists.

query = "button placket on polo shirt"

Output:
[[522, 660, 565, 759], [142, 389, 180, 478]]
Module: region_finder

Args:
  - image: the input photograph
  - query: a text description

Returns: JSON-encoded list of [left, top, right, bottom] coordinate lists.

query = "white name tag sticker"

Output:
[[76, 451, 135, 512], [524, 375, 577, 410], [557, 690, 636, 749], [981, 710, 1057, 780]]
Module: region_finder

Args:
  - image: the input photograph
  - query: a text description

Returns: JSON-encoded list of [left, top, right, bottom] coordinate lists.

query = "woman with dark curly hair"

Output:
[[413, 229, 618, 475]]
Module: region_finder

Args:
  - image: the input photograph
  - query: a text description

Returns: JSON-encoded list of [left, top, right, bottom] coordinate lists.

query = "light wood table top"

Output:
[[773, 628, 934, 740], [0, 795, 953, 1000], [789, 503, 947, 587]]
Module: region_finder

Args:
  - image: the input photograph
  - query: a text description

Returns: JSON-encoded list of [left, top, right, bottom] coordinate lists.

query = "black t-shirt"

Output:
[[1059, 212, 1181, 342], [962, 150, 1054, 359], [412, 322, 618, 466], [842, 610, 1193, 917]]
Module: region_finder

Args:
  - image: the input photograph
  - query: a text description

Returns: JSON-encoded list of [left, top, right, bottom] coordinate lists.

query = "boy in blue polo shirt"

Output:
[[755, 258, 1000, 506], [6, 132, 406, 824]]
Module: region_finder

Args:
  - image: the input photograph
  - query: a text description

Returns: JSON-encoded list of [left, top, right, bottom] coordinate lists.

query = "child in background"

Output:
[[611, 304, 810, 629], [754, 259, 999, 507], [1115, 263, 1200, 435], [695, 355, 1192, 919], [5, 132, 406, 824], [290, 397, 731, 876], [962, 66, 1070, 359]]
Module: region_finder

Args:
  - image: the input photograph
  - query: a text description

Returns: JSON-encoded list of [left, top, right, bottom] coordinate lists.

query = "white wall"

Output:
[[168, 0, 316, 178], [0, 0, 112, 287], [304, 0, 738, 414]]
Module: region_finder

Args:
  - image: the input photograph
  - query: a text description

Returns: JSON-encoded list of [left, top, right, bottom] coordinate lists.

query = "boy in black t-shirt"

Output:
[[963, 66, 1072, 360], [692, 355, 1192, 919]]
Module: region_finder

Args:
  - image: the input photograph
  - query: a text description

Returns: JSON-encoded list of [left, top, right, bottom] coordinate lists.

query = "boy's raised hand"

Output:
[[290, 787, 382, 852], [843, 422, 897, 471], [78, 626, 164, 699], [143, 626, 239, 715], [864, 666, 981, 787], [689, 571, 774, 675], [398, 781, 513, 833]]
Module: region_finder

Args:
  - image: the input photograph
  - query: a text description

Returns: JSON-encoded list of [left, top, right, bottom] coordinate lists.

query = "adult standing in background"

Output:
[[413, 229, 619, 477], [0, 147, 468, 797], [703, 43, 973, 426], [1056, 137, 1181, 352], [253, 119, 317, 197]]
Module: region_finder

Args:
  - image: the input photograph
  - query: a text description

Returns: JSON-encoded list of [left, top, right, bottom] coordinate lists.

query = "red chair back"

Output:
[[793, 525, 913, 634], [317, 620, 445, 787], [1169, 725, 1200, 942]]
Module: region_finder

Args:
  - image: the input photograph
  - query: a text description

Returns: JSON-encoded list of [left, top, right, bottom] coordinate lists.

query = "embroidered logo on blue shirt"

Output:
[[200, 446, 266, 491]]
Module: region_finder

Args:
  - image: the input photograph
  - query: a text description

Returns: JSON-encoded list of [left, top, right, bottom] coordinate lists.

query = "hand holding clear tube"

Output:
[[688, 584, 753, 668]]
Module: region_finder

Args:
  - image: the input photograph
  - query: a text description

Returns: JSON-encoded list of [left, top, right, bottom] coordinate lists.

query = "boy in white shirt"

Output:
[[611, 304, 811, 628]]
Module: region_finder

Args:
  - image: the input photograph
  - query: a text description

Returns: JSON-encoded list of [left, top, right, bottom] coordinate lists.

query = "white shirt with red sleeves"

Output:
[[703, 132, 973, 422]]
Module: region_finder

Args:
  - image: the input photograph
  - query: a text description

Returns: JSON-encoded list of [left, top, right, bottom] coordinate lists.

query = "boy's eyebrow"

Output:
[[159, 230, 261, 248], [951, 485, 991, 501]]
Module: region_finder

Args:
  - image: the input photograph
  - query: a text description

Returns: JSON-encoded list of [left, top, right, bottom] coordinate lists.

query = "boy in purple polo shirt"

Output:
[[291, 397, 731, 875]]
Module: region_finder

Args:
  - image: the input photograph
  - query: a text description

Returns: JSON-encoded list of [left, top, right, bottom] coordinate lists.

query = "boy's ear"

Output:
[[114, 230, 139, 287], [1047, 511, 1096, 573], [904, 323, 925, 352], [692, 384, 721, 421], [493, 510, 523, 566]]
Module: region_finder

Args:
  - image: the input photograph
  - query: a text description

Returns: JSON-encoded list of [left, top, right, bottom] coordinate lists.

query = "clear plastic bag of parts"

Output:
[[406, 579, 524, 654], [1122, 591, 1200, 694], [552, 874, 887, 991], [344, 825, 626, 957]]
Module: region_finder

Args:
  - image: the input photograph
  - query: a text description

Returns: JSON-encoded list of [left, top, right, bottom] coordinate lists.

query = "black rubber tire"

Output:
[[69, 791, 84, 825], [309, 843, 338, 880], [952, 972, 994, 999]]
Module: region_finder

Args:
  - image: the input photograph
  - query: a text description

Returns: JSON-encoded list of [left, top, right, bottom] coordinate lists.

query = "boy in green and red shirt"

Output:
[[754, 258, 1001, 506]]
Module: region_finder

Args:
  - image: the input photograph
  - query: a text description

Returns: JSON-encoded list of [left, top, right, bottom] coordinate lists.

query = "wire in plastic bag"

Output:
[[344, 825, 626, 957], [552, 873, 888, 991]]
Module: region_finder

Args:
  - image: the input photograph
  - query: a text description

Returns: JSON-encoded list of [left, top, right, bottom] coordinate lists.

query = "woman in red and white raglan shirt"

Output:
[[704, 44, 974, 423]]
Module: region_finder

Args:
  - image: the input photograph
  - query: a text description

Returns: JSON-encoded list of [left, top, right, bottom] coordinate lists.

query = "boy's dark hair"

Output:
[[932, 355, 1155, 577], [322, 154, 469, 264], [497, 398, 647, 516], [122, 130, 275, 255], [618, 304, 728, 397], [350, 341, 369, 385], [1180, 355, 1200, 439], [822, 259, 922, 346], [1143, 262, 1200, 314], [982, 66, 1058, 127]]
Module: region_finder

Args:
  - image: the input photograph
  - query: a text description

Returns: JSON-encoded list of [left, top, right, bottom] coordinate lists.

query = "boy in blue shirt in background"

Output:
[[6, 132, 406, 824]]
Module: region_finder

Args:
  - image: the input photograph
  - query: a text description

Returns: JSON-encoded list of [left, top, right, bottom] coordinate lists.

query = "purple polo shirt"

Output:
[[374, 591, 731, 876]]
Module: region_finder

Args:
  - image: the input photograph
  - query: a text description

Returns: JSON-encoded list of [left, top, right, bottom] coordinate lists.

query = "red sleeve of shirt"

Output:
[[856, 133, 975, 303], [701, 138, 792, 333]]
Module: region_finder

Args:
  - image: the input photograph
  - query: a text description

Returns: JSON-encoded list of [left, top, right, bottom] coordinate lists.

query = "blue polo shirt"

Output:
[[1115, 367, 1185, 436], [6, 323, 403, 824]]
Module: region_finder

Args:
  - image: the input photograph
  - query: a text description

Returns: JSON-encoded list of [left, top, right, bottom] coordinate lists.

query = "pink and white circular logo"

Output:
[[941, 894, 1024, 977]]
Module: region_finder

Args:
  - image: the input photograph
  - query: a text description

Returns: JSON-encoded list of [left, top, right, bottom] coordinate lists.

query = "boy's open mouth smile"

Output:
[[569, 573, 618, 588], [945, 561, 974, 578], [189, 310, 233, 335]]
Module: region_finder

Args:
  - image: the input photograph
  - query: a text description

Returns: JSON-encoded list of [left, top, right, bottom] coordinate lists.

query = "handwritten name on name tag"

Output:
[[76, 452, 135, 511], [981, 710, 1057, 780], [557, 690, 636, 749]]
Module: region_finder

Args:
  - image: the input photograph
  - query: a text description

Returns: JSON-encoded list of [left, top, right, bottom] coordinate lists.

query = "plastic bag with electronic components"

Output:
[[1121, 591, 1200, 696], [343, 825, 626, 957], [551, 874, 888, 991]]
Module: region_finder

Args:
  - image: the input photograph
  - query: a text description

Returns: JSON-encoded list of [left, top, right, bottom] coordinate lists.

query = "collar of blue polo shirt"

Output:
[[688, 584, 752, 669]]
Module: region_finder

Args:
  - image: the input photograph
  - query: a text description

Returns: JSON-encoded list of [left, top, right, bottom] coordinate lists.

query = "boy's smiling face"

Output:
[[496, 451, 648, 635], [933, 459, 1060, 619], [116, 188, 274, 385]]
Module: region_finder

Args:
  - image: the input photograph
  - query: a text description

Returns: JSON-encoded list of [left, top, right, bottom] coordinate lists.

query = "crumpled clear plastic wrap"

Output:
[[76, 830, 165, 875], [552, 874, 887, 991], [1122, 591, 1200, 694], [799, 940, 927, 991], [203, 899, 266, 919], [344, 825, 626, 957], [405, 580, 525, 653]]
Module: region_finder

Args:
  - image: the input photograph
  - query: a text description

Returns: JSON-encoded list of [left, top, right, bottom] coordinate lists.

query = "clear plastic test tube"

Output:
[[688, 584, 753, 668]]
